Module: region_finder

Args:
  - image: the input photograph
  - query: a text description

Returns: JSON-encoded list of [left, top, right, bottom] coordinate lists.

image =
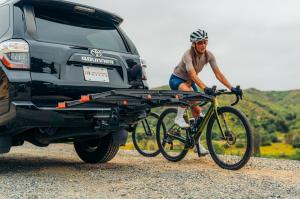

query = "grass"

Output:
[[260, 143, 296, 158], [121, 142, 135, 150]]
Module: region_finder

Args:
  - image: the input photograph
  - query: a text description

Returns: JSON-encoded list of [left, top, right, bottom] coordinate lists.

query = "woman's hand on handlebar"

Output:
[[231, 86, 243, 99], [204, 87, 214, 95], [202, 85, 243, 106]]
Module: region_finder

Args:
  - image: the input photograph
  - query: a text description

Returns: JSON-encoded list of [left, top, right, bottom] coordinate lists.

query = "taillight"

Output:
[[0, 39, 30, 70], [140, 58, 147, 80]]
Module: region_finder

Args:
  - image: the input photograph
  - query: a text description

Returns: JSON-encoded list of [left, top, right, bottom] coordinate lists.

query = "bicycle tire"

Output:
[[206, 106, 253, 170], [156, 108, 188, 162], [132, 112, 161, 157]]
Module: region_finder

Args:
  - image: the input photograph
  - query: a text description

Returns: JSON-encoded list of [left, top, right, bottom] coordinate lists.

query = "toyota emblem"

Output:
[[90, 49, 103, 57]]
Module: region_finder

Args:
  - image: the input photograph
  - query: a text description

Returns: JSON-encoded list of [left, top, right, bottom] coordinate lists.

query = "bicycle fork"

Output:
[[141, 119, 152, 136], [213, 98, 227, 139]]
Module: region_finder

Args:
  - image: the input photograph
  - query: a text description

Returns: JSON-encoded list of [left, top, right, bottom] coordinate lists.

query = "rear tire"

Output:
[[74, 134, 119, 164]]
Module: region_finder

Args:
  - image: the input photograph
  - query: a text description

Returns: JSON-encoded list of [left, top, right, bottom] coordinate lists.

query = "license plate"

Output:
[[83, 66, 109, 82]]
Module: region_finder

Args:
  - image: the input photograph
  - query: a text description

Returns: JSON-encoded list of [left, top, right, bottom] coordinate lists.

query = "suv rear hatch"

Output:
[[17, 0, 141, 105]]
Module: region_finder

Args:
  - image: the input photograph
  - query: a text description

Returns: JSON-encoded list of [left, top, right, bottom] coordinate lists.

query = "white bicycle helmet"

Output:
[[190, 29, 208, 43]]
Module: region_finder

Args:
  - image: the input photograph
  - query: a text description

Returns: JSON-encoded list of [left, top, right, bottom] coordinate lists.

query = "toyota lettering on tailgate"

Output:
[[81, 56, 115, 65]]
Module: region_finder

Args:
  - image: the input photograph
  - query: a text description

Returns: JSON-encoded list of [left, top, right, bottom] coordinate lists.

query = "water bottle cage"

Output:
[[190, 116, 204, 134]]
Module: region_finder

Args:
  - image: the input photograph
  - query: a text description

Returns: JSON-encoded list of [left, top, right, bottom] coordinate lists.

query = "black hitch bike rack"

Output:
[[56, 89, 213, 110]]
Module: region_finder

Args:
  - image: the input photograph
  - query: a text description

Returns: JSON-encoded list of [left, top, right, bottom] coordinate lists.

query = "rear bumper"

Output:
[[1, 101, 148, 136]]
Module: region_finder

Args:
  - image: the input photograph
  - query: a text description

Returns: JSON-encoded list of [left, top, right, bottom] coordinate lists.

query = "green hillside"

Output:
[[150, 86, 300, 160]]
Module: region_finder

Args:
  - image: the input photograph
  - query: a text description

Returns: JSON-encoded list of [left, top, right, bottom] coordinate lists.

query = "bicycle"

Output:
[[156, 86, 253, 170], [132, 112, 162, 157]]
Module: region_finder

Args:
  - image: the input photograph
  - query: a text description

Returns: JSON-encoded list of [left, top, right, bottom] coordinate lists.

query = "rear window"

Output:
[[0, 5, 10, 38], [34, 7, 128, 53]]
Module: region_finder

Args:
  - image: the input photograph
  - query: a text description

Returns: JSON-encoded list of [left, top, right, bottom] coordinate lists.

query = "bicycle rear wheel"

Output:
[[156, 108, 189, 162], [206, 106, 253, 170], [132, 112, 160, 157]]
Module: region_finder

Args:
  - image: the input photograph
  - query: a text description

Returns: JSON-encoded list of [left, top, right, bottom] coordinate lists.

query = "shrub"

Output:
[[236, 142, 245, 148], [292, 135, 300, 148], [252, 130, 261, 156], [275, 120, 289, 133], [260, 133, 272, 146], [270, 133, 281, 143], [285, 132, 294, 144], [285, 131, 300, 148], [291, 149, 300, 160], [285, 113, 296, 121]]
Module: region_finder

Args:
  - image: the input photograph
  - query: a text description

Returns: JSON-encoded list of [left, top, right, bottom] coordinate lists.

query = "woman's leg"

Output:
[[169, 75, 189, 127], [178, 83, 202, 118], [190, 83, 208, 155], [178, 82, 193, 91]]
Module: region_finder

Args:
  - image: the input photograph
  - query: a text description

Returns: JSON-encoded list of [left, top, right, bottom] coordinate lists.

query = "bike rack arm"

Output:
[[56, 89, 213, 109]]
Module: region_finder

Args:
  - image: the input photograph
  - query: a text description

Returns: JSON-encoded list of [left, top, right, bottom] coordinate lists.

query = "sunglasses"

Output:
[[196, 40, 208, 45]]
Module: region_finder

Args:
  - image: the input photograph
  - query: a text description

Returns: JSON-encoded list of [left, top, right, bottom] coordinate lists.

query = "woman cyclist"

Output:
[[169, 29, 242, 155]]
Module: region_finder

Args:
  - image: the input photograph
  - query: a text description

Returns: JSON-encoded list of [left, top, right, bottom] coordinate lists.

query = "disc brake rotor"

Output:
[[225, 131, 237, 145]]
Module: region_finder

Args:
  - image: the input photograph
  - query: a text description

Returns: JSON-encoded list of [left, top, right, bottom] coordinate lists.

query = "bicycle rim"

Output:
[[132, 112, 160, 157], [206, 106, 253, 170], [156, 108, 188, 162]]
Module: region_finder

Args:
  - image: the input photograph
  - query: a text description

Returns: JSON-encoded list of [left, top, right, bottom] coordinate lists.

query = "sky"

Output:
[[74, 0, 300, 91]]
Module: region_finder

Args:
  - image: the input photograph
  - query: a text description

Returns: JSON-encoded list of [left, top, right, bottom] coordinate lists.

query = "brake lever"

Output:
[[231, 94, 240, 106], [212, 85, 217, 92], [236, 85, 243, 100]]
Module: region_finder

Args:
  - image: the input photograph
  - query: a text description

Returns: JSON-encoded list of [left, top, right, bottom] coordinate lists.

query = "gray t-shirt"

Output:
[[173, 49, 218, 81]]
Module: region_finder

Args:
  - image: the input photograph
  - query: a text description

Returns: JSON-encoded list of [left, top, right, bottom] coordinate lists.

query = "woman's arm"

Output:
[[211, 66, 233, 90], [187, 69, 207, 90]]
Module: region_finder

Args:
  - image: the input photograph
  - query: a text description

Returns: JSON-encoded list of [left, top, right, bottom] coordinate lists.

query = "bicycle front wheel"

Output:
[[156, 108, 188, 162], [206, 106, 253, 170], [132, 112, 160, 157]]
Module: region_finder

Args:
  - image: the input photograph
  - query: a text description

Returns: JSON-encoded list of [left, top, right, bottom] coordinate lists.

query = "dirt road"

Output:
[[0, 143, 299, 199]]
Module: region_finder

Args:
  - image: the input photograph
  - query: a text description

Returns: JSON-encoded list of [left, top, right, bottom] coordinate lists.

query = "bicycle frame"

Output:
[[187, 96, 226, 146], [164, 97, 225, 147]]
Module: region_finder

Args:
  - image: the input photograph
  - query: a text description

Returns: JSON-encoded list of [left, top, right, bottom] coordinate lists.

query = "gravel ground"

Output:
[[0, 143, 299, 199]]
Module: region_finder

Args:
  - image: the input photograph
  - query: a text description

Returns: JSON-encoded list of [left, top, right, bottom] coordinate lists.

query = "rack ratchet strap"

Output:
[[56, 89, 213, 109]]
